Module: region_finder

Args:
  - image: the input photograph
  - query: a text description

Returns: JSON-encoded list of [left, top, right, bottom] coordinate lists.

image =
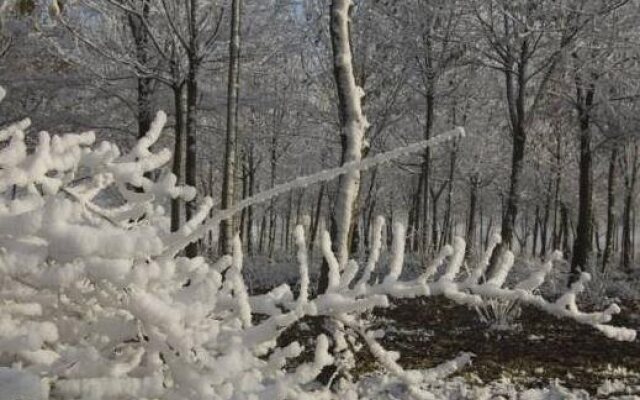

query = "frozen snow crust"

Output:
[[0, 93, 635, 399]]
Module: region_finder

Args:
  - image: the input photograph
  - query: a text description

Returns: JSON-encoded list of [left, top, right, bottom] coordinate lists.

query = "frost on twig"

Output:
[[0, 90, 634, 400]]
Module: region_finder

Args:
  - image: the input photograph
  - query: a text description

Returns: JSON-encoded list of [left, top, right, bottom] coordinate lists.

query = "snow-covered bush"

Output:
[[0, 93, 635, 399]]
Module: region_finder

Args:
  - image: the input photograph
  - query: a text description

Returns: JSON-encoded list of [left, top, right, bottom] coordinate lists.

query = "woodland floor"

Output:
[[370, 298, 640, 394], [278, 297, 640, 396]]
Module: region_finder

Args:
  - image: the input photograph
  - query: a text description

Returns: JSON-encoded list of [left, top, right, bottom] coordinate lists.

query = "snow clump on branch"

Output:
[[0, 88, 634, 399]]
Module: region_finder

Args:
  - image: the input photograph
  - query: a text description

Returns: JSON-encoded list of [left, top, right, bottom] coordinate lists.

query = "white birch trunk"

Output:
[[330, 0, 368, 269]]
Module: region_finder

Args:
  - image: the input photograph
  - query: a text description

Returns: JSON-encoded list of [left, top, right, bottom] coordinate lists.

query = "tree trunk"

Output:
[[184, 0, 200, 258], [240, 158, 249, 244], [409, 175, 422, 252], [362, 168, 378, 251], [540, 177, 553, 256], [247, 145, 256, 255], [570, 76, 595, 281], [258, 212, 267, 254], [431, 189, 440, 251], [268, 204, 277, 258], [430, 184, 446, 252], [603, 147, 618, 271], [561, 203, 571, 260], [488, 59, 528, 276], [465, 176, 478, 259], [171, 84, 185, 233], [500, 126, 526, 251], [127, 0, 153, 140], [552, 137, 563, 250], [485, 216, 493, 250], [440, 141, 457, 250], [532, 206, 540, 258], [285, 192, 294, 253], [319, 0, 367, 294], [497, 39, 529, 255], [420, 75, 435, 256], [220, 0, 242, 255], [309, 183, 325, 256], [622, 143, 638, 272]]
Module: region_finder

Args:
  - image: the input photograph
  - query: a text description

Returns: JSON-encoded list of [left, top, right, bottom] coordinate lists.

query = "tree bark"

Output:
[[488, 37, 529, 277], [552, 137, 563, 250], [309, 183, 325, 256], [465, 175, 479, 259], [220, 0, 243, 255], [319, 0, 368, 294], [622, 143, 638, 272], [240, 157, 249, 244], [603, 147, 618, 271], [561, 203, 572, 260], [500, 37, 529, 252], [570, 77, 595, 280], [532, 206, 540, 258], [420, 75, 435, 256], [171, 84, 185, 233], [127, 0, 153, 140], [430, 183, 446, 252], [184, 0, 200, 258], [246, 145, 256, 255], [540, 177, 553, 256], [440, 141, 457, 250]]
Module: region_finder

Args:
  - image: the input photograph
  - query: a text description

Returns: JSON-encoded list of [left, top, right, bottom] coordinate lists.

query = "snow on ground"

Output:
[[355, 372, 640, 399]]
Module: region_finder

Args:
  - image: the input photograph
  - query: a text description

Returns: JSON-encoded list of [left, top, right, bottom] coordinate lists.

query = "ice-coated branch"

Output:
[[0, 87, 634, 400], [162, 126, 465, 256]]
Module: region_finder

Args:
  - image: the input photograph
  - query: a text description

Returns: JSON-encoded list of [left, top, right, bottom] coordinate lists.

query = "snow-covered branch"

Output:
[[0, 87, 633, 400]]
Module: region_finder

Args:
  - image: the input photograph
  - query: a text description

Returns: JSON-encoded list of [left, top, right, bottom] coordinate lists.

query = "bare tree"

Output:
[[220, 0, 242, 255], [318, 0, 368, 293]]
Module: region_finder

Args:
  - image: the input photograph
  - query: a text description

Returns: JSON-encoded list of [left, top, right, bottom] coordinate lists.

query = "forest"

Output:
[[0, 0, 639, 399]]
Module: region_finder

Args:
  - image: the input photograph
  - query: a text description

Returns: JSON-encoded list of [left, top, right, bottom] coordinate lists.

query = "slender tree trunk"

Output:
[[571, 77, 595, 281], [285, 192, 294, 253], [220, 0, 242, 255], [614, 220, 619, 254], [561, 203, 571, 260], [309, 183, 325, 256], [540, 177, 553, 256], [184, 0, 200, 258], [267, 130, 278, 259], [485, 216, 493, 250], [171, 84, 185, 233], [258, 212, 267, 254], [603, 147, 618, 270], [128, 0, 153, 140], [479, 200, 484, 251], [500, 127, 526, 251], [441, 141, 457, 250], [319, 0, 367, 294], [409, 176, 422, 252], [494, 40, 529, 265], [552, 137, 563, 250], [488, 87, 527, 275], [420, 76, 435, 256], [247, 145, 256, 255], [362, 168, 377, 251], [465, 176, 478, 259], [431, 187, 442, 251], [294, 188, 305, 250], [532, 206, 540, 258], [623, 143, 638, 271], [269, 205, 277, 258], [240, 159, 249, 244], [594, 216, 601, 257]]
